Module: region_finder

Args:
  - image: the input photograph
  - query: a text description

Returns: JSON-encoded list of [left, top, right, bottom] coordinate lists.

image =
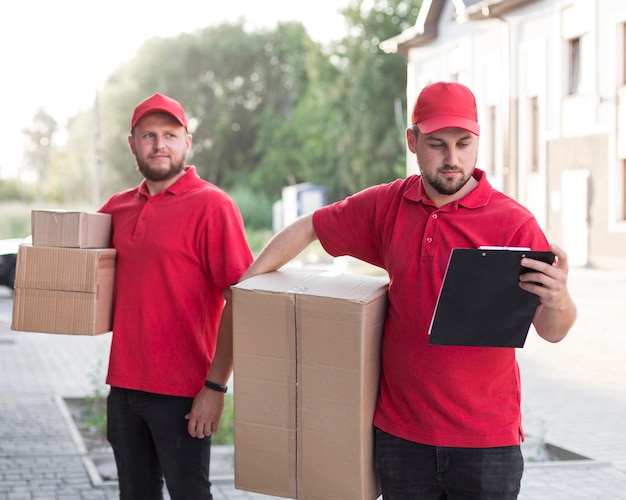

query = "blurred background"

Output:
[[0, 0, 418, 256]]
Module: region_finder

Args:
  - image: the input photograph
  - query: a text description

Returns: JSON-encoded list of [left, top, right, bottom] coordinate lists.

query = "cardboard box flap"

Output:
[[235, 268, 388, 303]]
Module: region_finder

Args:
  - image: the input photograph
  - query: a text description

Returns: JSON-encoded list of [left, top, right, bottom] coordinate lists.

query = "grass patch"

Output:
[[70, 390, 235, 447], [212, 394, 234, 445]]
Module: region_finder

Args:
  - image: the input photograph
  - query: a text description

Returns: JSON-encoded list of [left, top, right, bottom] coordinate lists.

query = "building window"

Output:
[[530, 96, 539, 172], [568, 37, 582, 95]]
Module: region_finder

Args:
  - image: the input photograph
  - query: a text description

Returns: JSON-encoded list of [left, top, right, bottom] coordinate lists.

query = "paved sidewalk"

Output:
[[517, 259, 626, 499], [0, 260, 625, 498]]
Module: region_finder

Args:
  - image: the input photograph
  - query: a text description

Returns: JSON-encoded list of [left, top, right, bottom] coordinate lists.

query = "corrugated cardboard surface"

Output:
[[31, 210, 111, 248], [14, 245, 116, 293], [11, 245, 116, 335], [233, 273, 299, 498], [296, 293, 385, 499], [233, 268, 388, 500]]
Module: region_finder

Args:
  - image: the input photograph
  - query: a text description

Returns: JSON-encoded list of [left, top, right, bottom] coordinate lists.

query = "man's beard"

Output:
[[424, 171, 471, 195], [421, 165, 474, 196], [136, 158, 185, 182]]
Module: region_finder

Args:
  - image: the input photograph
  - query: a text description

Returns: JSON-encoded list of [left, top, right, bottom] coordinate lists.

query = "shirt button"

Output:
[[427, 237, 433, 243], [432, 214, 438, 219]]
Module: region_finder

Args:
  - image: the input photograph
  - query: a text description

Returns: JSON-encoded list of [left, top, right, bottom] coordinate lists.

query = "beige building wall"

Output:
[[386, 0, 626, 265]]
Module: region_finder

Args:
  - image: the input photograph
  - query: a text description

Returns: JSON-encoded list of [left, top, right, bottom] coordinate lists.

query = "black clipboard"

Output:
[[428, 248, 555, 348]]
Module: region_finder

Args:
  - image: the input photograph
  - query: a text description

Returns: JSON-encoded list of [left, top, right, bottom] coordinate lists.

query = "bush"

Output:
[[246, 228, 273, 255], [73, 388, 235, 446], [228, 186, 273, 231], [0, 179, 28, 202], [0, 202, 32, 238]]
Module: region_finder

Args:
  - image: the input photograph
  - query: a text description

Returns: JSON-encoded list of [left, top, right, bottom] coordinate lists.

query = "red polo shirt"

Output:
[[100, 167, 253, 397], [313, 169, 548, 447]]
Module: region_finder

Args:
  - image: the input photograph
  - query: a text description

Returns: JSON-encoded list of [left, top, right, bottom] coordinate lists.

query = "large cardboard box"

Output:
[[11, 245, 116, 335], [31, 210, 111, 248], [233, 268, 388, 500]]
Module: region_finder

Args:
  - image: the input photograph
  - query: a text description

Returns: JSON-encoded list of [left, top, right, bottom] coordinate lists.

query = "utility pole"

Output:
[[93, 91, 103, 207]]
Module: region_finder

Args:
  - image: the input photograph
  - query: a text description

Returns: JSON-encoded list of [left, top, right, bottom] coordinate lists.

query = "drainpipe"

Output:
[[470, 3, 515, 198], [494, 13, 515, 198]]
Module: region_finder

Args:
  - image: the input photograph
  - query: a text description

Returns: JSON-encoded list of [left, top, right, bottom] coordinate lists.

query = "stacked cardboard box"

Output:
[[11, 210, 115, 335], [31, 210, 111, 248], [232, 268, 388, 500]]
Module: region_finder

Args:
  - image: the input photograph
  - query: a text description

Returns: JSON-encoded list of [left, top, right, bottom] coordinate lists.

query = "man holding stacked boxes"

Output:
[[98, 93, 253, 499]]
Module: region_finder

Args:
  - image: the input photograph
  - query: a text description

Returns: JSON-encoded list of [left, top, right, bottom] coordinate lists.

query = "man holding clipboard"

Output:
[[241, 82, 577, 499]]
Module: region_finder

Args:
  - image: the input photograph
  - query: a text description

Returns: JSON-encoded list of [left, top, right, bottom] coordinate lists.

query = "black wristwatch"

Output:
[[204, 380, 228, 393]]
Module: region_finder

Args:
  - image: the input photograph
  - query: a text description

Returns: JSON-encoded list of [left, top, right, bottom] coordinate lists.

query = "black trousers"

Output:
[[107, 387, 213, 500], [375, 428, 523, 500]]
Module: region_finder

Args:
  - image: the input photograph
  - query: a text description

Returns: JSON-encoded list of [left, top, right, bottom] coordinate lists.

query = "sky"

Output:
[[0, 0, 351, 179]]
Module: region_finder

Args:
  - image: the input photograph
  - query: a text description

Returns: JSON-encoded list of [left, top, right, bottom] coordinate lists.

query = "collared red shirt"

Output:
[[100, 166, 253, 397], [313, 169, 548, 447]]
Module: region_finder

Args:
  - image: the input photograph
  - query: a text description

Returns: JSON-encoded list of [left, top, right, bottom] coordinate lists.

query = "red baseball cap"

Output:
[[130, 93, 188, 130], [411, 82, 480, 135]]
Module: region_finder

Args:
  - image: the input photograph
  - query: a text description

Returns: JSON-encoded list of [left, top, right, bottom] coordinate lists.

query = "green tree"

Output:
[[21, 109, 57, 202], [248, 23, 330, 200], [0, 179, 26, 202], [59, 6, 420, 210], [325, 0, 421, 200], [63, 107, 101, 205], [252, 0, 420, 203], [93, 22, 310, 199]]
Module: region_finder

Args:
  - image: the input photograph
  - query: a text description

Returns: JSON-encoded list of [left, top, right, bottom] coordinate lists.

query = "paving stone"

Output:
[[1, 262, 625, 498]]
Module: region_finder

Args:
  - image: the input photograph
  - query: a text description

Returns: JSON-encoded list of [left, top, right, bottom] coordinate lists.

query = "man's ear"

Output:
[[406, 128, 417, 153], [128, 135, 136, 155]]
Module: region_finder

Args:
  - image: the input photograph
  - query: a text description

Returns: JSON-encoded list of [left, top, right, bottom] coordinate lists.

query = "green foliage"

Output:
[[228, 185, 273, 231], [0, 202, 32, 238], [17, 2, 421, 206], [245, 228, 273, 255], [324, 0, 421, 200], [84, 359, 109, 436], [64, 107, 112, 207], [21, 109, 58, 203], [78, 359, 236, 446], [0, 179, 27, 202], [212, 393, 234, 445]]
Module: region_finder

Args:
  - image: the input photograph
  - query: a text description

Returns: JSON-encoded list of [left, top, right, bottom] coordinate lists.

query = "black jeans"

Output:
[[107, 387, 213, 500], [375, 428, 523, 500]]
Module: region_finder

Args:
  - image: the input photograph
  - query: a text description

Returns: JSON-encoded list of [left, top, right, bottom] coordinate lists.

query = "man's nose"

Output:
[[444, 147, 460, 166]]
